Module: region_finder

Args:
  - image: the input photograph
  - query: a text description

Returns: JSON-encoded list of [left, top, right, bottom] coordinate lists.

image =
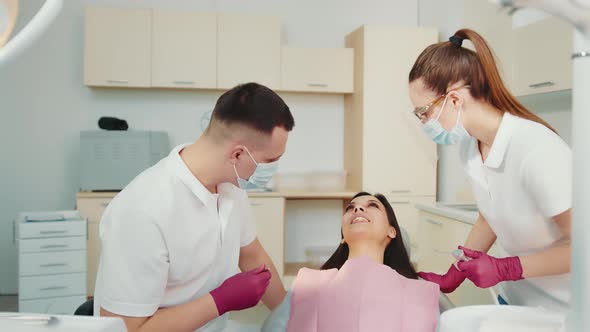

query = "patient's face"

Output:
[[342, 196, 394, 245]]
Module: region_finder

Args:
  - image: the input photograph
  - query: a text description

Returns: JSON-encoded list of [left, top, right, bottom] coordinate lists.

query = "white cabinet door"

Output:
[[417, 211, 494, 306], [249, 197, 285, 275], [84, 7, 152, 87], [217, 13, 281, 89], [152, 10, 217, 89], [513, 17, 573, 96], [362, 26, 438, 196], [386, 196, 435, 249], [280, 47, 353, 93]]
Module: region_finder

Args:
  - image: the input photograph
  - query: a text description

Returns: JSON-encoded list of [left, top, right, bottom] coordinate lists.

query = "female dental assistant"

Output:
[[409, 29, 572, 311]]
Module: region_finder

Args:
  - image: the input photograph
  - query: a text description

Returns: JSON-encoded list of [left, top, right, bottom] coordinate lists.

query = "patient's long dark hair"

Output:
[[321, 192, 418, 279]]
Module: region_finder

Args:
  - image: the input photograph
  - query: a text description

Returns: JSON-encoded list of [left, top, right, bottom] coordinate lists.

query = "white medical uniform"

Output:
[[460, 112, 571, 312], [93, 144, 257, 331]]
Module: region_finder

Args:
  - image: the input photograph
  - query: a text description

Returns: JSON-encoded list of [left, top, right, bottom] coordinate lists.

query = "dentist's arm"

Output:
[[240, 238, 287, 310], [463, 213, 497, 253], [459, 209, 571, 287], [100, 295, 218, 332], [101, 265, 271, 332]]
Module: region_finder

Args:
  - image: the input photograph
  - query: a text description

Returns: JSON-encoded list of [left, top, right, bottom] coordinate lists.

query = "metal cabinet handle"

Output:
[[390, 190, 411, 193], [251, 203, 263, 207], [528, 81, 555, 89], [106, 80, 129, 84], [39, 286, 67, 291], [425, 219, 443, 226], [40, 244, 68, 250], [389, 201, 410, 204], [173, 81, 195, 85], [307, 83, 328, 88], [40, 263, 67, 268], [39, 230, 67, 235]]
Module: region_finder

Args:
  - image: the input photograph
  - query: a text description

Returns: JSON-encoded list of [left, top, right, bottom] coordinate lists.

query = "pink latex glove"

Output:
[[457, 246, 524, 288], [417, 264, 467, 293], [210, 264, 271, 315]]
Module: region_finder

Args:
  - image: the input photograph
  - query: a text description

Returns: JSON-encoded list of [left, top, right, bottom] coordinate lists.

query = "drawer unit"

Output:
[[17, 211, 88, 314]]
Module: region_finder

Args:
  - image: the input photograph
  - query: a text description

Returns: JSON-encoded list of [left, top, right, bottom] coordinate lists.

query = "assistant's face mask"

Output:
[[422, 95, 471, 145], [233, 147, 279, 190]]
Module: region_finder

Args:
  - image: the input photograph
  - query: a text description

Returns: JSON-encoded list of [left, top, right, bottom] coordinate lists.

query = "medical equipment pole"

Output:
[[569, 29, 590, 332]]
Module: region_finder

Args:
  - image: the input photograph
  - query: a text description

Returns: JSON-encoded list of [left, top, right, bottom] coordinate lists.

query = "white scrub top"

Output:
[[93, 144, 257, 331], [460, 112, 571, 312]]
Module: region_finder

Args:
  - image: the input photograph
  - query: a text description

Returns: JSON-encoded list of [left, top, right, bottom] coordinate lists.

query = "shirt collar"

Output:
[[479, 112, 517, 169], [167, 144, 218, 211]]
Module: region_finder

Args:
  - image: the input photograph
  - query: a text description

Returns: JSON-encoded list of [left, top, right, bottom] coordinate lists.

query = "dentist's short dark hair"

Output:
[[207, 83, 294, 135]]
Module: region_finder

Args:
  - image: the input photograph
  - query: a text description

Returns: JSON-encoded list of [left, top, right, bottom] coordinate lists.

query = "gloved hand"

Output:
[[210, 264, 271, 316], [418, 264, 467, 293], [457, 246, 523, 288]]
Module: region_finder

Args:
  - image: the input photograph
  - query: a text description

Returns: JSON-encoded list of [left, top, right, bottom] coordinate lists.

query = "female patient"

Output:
[[262, 192, 439, 332]]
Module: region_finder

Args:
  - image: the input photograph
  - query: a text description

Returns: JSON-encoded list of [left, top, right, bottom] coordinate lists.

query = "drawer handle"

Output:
[[390, 190, 411, 193], [39, 230, 67, 235], [40, 244, 68, 249], [389, 201, 410, 204], [39, 286, 67, 291], [40, 263, 67, 268], [425, 219, 443, 226], [528, 81, 555, 89], [106, 79, 129, 84], [173, 81, 195, 85], [307, 83, 328, 88]]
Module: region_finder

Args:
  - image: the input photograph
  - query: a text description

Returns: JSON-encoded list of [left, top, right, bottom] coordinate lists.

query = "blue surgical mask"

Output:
[[422, 95, 471, 145], [233, 147, 279, 190]]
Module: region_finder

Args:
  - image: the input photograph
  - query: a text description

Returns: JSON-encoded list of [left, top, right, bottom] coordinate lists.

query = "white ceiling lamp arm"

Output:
[[0, 0, 62, 66], [492, 0, 590, 36]]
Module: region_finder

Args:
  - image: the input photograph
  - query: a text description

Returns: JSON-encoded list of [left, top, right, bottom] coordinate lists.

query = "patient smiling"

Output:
[[262, 192, 439, 332]]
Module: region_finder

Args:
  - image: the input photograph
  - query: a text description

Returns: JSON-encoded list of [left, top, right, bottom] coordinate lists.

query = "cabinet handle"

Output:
[[425, 219, 443, 226], [40, 263, 67, 268], [40, 244, 68, 250], [307, 83, 328, 88], [389, 201, 410, 204], [390, 190, 411, 193], [40, 230, 67, 235], [106, 80, 129, 84], [251, 203, 263, 207], [528, 81, 555, 89], [39, 286, 67, 291], [173, 81, 195, 85]]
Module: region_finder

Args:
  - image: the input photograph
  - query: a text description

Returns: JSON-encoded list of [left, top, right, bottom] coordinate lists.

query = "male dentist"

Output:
[[93, 83, 294, 332]]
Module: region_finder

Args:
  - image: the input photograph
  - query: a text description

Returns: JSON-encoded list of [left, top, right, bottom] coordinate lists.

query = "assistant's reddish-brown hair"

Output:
[[409, 28, 556, 133]]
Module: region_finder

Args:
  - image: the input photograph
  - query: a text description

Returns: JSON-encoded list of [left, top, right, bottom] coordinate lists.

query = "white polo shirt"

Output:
[[93, 144, 257, 331], [460, 112, 571, 311]]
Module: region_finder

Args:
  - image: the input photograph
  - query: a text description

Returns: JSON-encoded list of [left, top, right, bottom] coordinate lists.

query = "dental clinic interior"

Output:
[[1, 0, 589, 331]]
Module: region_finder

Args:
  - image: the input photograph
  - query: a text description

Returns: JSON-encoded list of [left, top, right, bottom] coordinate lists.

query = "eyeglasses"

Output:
[[412, 85, 470, 121], [412, 94, 445, 121]]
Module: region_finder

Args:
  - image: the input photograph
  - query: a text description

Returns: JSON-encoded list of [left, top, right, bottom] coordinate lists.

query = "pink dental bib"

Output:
[[287, 256, 439, 332]]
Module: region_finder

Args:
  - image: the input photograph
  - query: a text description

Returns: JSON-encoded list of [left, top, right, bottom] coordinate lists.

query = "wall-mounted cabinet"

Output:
[[280, 47, 354, 93], [84, 7, 353, 95], [84, 7, 152, 87], [217, 13, 281, 90], [512, 17, 573, 97], [151, 10, 217, 89]]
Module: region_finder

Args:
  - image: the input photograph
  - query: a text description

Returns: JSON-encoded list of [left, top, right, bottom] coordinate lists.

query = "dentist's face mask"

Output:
[[421, 94, 471, 145], [233, 147, 279, 190]]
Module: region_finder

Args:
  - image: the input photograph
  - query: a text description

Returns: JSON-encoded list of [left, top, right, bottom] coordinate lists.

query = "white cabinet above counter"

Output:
[[83, 7, 354, 94]]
